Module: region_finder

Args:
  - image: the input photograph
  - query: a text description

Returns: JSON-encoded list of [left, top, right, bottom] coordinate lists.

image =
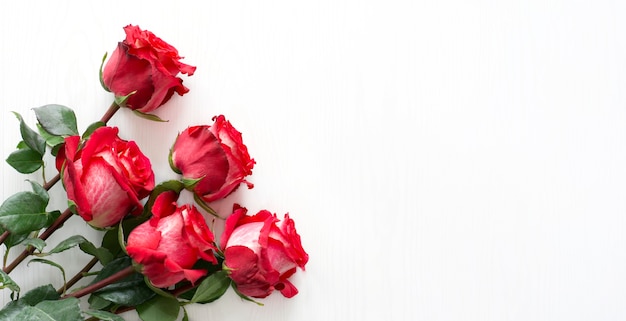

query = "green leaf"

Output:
[[137, 295, 180, 321], [82, 121, 105, 139], [6, 148, 43, 173], [13, 297, 82, 321], [0, 191, 50, 234], [190, 271, 231, 304], [19, 285, 59, 305], [27, 180, 49, 205], [22, 238, 46, 253], [99, 52, 110, 92], [182, 307, 189, 321], [36, 123, 65, 149], [0, 269, 20, 297], [27, 259, 66, 292], [87, 293, 111, 310], [101, 228, 123, 258], [132, 109, 168, 122], [79, 242, 114, 265], [3, 231, 30, 249], [84, 310, 125, 321], [91, 257, 154, 306], [33, 104, 78, 136], [44, 235, 88, 255], [0, 285, 59, 320], [12, 111, 46, 156]]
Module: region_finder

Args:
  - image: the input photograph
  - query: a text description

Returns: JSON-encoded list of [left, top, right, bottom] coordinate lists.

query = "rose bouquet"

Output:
[[0, 25, 308, 321]]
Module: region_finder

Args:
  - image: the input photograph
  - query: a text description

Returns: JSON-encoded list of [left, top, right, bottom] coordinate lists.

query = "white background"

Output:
[[1, 1, 626, 320]]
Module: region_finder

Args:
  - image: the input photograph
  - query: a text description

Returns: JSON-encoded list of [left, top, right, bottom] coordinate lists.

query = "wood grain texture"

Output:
[[1, 1, 626, 320]]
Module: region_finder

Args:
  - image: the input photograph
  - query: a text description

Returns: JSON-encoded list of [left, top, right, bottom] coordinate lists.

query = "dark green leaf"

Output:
[[79, 242, 114, 265], [0, 191, 49, 234], [0, 269, 20, 296], [0, 285, 58, 320], [27, 180, 49, 205], [33, 104, 78, 136], [6, 148, 43, 173], [36, 123, 65, 148], [190, 271, 231, 304], [101, 228, 123, 258], [13, 297, 82, 321], [82, 121, 105, 139], [3, 231, 30, 249], [19, 285, 59, 305], [91, 257, 154, 306], [84, 309, 125, 321], [137, 295, 180, 321], [12, 111, 46, 156], [45, 235, 87, 255], [22, 238, 46, 253], [132, 109, 168, 122], [87, 293, 111, 310]]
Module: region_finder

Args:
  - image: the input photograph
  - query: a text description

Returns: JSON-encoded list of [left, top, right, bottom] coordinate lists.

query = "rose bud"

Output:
[[126, 191, 218, 288], [102, 24, 196, 113], [55, 126, 155, 228], [170, 115, 255, 203], [220, 205, 309, 298]]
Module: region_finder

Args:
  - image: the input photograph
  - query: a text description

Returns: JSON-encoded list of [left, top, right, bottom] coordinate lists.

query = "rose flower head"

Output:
[[55, 126, 155, 228], [220, 205, 309, 298], [126, 191, 218, 288], [170, 115, 255, 203], [102, 24, 196, 113]]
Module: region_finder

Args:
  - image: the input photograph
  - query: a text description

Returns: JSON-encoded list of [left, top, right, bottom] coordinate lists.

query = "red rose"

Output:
[[126, 191, 218, 288], [170, 115, 255, 203], [220, 205, 308, 298], [55, 126, 155, 228], [102, 24, 196, 113]]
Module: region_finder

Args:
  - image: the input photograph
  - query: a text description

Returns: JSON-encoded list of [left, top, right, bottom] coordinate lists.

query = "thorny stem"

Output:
[[100, 101, 120, 124], [58, 256, 99, 294], [62, 265, 136, 299]]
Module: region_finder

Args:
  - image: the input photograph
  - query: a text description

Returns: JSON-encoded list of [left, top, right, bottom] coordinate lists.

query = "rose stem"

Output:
[[100, 102, 120, 123], [62, 265, 135, 299], [2, 208, 73, 274], [0, 102, 121, 256], [57, 256, 99, 294]]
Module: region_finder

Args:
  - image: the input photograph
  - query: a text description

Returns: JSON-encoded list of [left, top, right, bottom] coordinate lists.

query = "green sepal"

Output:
[[132, 109, 168, 122], [193, 193, 218, 217], [114, 90, 136, 107], [99, 52, 110, 92]]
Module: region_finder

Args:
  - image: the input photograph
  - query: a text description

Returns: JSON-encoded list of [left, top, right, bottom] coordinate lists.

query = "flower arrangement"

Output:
[[0, 25, 308, 321]]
